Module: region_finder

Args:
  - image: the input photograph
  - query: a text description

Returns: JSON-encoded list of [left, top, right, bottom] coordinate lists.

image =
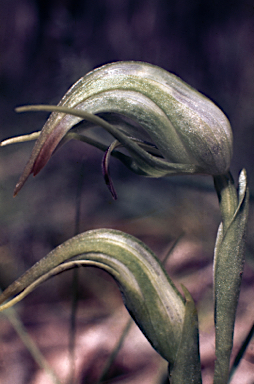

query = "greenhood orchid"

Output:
[[0, 61, 250, 384], [8, 61, 233, 197]]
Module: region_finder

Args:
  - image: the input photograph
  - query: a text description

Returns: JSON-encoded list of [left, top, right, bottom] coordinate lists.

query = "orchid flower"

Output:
[[0, 228, 202, 383], [6, 61, 233, 197]]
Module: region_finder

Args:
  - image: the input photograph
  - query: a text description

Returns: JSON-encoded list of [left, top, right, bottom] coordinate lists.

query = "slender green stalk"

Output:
[[213, 170, 249, 384], [214, 172, 238, 231]]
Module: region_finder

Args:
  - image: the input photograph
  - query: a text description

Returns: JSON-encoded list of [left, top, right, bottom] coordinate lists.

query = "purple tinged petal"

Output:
[[14, 107, 84, 196], [14, 122, 68, 196]]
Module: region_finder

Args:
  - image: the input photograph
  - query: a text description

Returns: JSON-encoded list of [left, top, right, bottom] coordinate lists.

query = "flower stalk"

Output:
[[213, 170, 249, 384]]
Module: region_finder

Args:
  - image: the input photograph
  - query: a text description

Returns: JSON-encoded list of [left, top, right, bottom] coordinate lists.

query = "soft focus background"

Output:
[[0, 1, 254, 383]]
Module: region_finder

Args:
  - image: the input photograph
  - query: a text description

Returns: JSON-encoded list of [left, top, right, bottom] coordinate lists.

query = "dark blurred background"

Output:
[[0, 1, 254, 383]]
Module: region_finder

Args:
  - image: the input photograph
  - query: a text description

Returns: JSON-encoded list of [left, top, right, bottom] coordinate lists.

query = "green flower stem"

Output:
[[214, 172, 238, 231], [213, 170, 249, 384]]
